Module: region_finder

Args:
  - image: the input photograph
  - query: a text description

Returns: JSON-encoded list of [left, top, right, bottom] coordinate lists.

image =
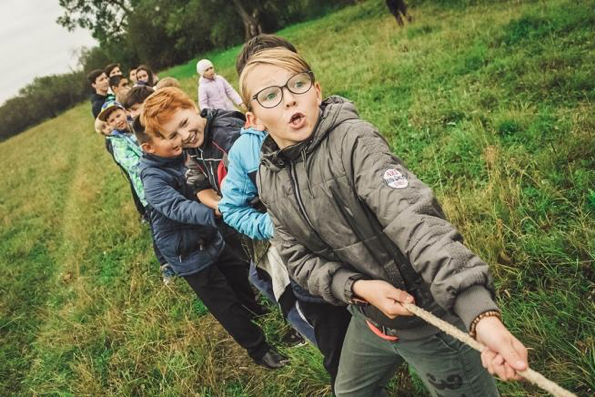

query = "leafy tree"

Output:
[[57, 0, 135, 44]]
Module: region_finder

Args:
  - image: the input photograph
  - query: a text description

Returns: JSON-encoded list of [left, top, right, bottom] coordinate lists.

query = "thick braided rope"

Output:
[[402, 303, 577, 397]]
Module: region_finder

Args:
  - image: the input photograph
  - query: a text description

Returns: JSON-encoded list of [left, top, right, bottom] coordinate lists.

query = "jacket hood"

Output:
[[261, 96, 359, 171]]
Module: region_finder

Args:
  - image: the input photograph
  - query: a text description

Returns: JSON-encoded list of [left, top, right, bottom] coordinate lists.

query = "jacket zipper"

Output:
[[288, 161, 333, 251], [288, 162, 316, 231]]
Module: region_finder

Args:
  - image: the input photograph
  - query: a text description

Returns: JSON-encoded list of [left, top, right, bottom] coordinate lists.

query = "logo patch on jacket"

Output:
[[383, 168, 408, 189]]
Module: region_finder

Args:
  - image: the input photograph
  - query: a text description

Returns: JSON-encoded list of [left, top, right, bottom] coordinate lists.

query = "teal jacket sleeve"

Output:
[[219, 131, 274, 240]]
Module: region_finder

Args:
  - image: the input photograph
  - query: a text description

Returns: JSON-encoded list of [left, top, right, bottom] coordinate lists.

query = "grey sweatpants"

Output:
[[335, 306, 499, 397]]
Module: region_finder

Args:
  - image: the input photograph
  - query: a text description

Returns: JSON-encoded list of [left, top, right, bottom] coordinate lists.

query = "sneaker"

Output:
[[282, 329, 307, 348], [160, 264, 175, 285], [254, 348, 289, 369]]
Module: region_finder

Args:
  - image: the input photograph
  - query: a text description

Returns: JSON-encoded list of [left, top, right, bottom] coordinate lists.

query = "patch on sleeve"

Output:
[[383, 168, 408, 189]]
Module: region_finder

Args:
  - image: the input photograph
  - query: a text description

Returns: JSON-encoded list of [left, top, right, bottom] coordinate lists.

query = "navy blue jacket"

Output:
[[139, 152, 224, 276], [184, 108, 244, 196]]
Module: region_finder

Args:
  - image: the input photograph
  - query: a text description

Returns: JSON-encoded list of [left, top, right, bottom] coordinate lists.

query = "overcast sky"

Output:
[[0, 0, 97, 104]]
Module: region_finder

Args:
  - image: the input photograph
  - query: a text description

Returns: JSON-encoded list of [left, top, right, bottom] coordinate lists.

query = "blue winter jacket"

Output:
[[139, 152, 224, 276], [219, 128, 324, 303], [219, 128, 274, 240]]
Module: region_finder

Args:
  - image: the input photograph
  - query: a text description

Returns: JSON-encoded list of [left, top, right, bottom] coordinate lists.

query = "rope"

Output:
[[402, 303, 577, 397]]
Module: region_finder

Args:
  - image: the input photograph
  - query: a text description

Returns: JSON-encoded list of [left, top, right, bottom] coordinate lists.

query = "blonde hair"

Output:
[[239, 48, 312, 108], [155, 77, 181, 90], [141, 87, 197, 138]]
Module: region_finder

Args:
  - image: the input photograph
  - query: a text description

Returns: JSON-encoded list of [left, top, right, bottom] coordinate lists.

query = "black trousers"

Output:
[[183, 245, 270, 360], [299, 300, 352, 389]]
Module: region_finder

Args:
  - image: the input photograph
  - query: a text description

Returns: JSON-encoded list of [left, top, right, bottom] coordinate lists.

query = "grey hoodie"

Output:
[[257, 96, 499, 340]]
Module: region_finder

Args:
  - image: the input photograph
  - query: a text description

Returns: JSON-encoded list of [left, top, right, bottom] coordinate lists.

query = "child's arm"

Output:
[[198, 84, 208, 110], [111, 138, 147, 206], [345, 124, 498, 329], [345, 124, 528, 379], [184, 155, 211, 195], [220, 76, 244, 107], [143, 170, 215, 227], [197, 188, 221, 216], [219, 138, 273, 240]]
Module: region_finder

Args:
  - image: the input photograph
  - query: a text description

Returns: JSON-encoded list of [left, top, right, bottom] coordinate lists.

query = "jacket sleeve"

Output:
[[220, 76, 243, 106], [219, 141, 273, 240], [342, 123, 499, 330], [184, 155, 211, 195], [143, 169, 216, 227], [270, 212, 364, 305], [198, 84, 208, 110], [111, 138, 147, 207]]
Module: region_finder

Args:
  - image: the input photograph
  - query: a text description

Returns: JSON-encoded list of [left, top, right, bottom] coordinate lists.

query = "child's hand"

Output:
[[475, 316, 528, 381], [352, 280, 414, 318]]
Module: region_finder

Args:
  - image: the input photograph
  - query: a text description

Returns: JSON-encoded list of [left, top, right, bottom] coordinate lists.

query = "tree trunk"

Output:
[[230, 0, 262, 41]]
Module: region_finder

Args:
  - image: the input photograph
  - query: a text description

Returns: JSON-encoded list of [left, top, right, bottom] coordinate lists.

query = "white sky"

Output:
[[0, 0, 97, 104]]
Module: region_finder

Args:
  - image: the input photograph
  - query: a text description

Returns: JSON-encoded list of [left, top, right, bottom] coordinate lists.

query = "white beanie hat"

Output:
[[196, 59, 213, 76]]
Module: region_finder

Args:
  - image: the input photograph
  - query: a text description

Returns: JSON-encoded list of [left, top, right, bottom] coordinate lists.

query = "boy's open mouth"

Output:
[[289, 112, 306, 128]]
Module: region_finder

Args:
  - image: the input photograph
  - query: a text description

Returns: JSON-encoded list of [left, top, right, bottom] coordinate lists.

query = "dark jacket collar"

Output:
[[142, 152, 185, 168]]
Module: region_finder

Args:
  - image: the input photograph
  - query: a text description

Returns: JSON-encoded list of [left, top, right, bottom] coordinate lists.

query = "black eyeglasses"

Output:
[[251, 71, 314, 109]]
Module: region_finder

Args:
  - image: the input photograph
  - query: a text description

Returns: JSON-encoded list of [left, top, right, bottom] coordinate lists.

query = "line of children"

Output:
[[136, 90, 288, 368], [87, 36, 531, 395], [238, 46, 529, 396]]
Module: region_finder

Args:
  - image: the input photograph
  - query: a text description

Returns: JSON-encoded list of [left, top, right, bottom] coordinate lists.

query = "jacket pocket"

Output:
[[177, 229, 204, 261]]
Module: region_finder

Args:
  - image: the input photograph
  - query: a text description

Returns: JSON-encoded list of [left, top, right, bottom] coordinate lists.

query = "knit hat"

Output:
[[196, 59, 213, 76]]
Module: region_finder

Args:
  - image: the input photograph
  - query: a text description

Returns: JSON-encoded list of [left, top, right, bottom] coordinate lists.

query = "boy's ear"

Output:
[[141, 142, 154, 153], [314, 81, 322, 106], [245, 111, 266, 132]]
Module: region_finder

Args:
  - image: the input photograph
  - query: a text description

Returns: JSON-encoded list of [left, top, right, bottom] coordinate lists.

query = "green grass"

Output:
[[1, 0, 594, 395]]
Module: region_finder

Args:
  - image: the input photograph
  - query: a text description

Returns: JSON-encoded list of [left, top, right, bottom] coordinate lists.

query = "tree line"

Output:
[[0, 0, 356, 141]]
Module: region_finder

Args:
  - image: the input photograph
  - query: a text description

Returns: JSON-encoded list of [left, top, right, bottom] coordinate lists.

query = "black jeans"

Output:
[[183, 245, 270, 361], [299, 300, 352, 390]]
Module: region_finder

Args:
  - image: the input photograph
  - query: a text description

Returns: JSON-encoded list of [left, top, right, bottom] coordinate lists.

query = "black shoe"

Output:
[[254, 348, 289, 369], [282, 329, 307, 348]]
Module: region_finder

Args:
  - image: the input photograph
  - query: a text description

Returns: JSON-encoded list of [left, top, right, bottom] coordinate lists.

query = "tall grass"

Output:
[[1, 0, 593, 395]]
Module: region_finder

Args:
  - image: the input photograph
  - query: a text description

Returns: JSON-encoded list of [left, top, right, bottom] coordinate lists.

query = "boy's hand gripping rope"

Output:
[[402, 303, 577, 397]]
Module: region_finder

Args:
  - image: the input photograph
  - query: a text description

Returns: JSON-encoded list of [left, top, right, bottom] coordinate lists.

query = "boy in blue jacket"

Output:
[[136, 95, 287, 369], [218, 34, 352, 391], [98, 100, 174, 283]]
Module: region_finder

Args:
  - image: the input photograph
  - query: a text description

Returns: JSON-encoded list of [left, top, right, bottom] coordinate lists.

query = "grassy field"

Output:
[[1, 0, 594, 395]]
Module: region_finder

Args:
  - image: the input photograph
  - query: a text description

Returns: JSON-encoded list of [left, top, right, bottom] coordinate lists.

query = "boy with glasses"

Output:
[[219, 35, 352, 392], [239, 47, 529, 396]]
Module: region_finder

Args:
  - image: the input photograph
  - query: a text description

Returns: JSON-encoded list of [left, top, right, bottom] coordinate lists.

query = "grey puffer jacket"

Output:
[[258, 96, 499, 339]]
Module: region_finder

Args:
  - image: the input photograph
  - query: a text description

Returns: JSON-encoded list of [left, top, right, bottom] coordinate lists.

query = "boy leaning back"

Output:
[[240, 48, 528, 396], [137, 90, 287, 369]]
